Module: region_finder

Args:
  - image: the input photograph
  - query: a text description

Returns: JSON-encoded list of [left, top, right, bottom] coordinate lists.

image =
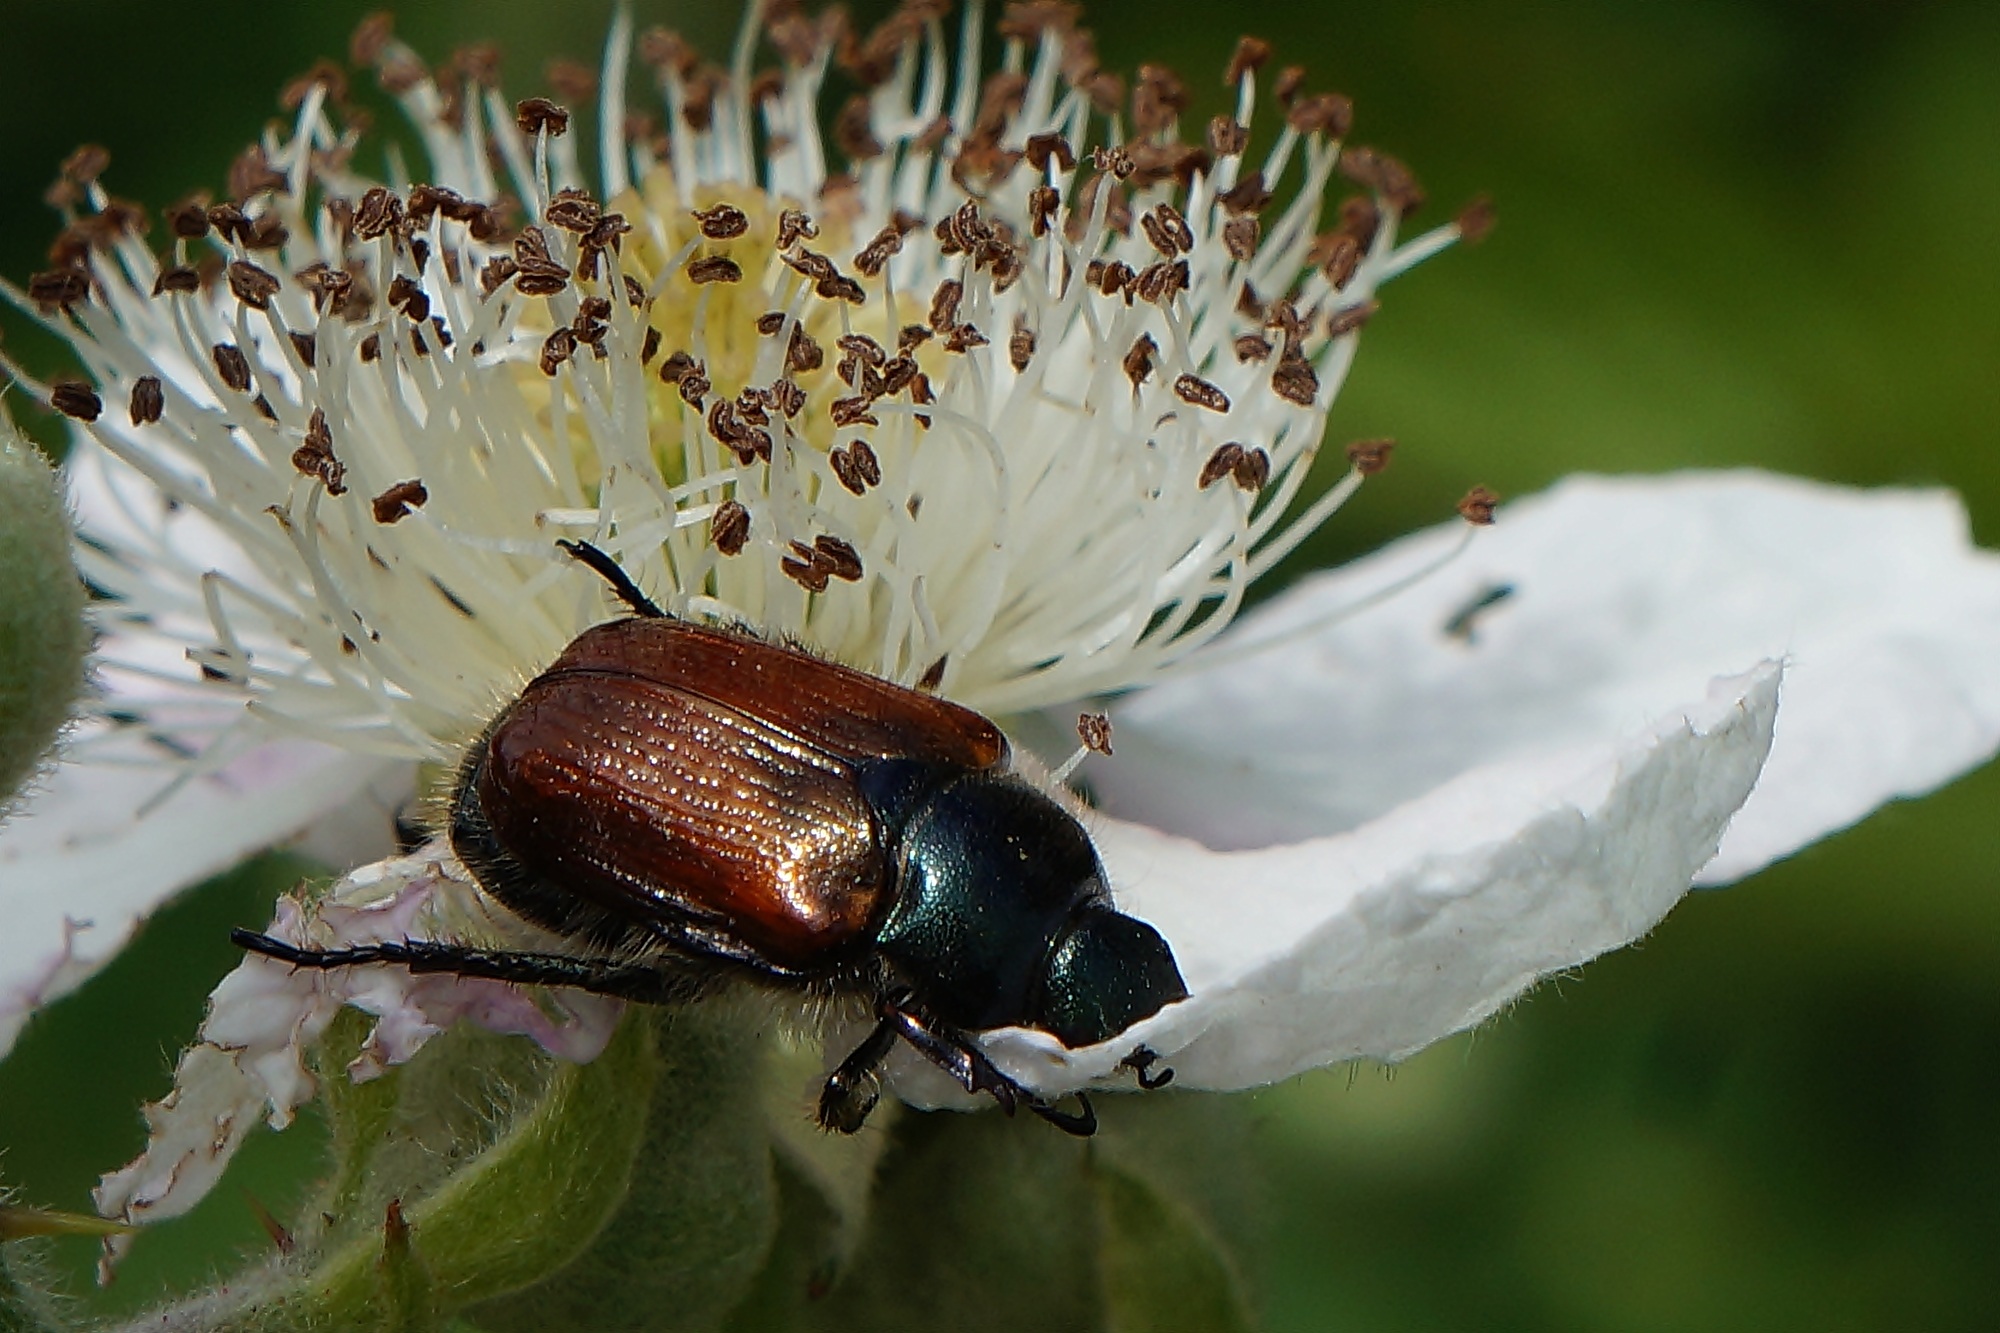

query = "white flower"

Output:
[[3, 4, 1999, 1245]]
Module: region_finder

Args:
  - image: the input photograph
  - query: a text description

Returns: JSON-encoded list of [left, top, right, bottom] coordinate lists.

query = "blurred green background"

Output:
[[3, 1, 1998, 1328]]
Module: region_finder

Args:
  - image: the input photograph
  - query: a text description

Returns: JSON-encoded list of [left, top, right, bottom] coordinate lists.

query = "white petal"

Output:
[[0, 730, 392, 1058], [1089, 472, 2000, 884], [970, 662, 1778, 1095]]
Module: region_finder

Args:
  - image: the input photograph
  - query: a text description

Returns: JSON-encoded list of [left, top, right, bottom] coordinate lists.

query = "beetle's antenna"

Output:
[[557, 539, 668, 618]]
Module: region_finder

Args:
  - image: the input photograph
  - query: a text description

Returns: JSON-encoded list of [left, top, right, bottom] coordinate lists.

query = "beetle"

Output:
[[235, 540, 1187, 1135]]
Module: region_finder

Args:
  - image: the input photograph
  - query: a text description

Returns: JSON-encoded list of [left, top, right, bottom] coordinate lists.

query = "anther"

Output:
[[212, 344, 252, 394], [1225, 36, 1272, 85], [370, 479, 428, 524], [1457, 486, 1499, 526], [1010, 321, 1036, 373], [129, 376, 164, 425], [1122, 334, 1158, 389], [514, 97, 571, 137], [49, 381, 101, 422], [686, 255, 743, 284], [544, 187, 602, 234], [711, 501, 751, 555], [1208, 116, 1249, 157], [692, 203, 750, 240], [1174, 374, 1229, 413], [1344, 438, 1396, 476], [292, 409, 347, 495], [1198, 443, 1243, 490], [1077, 713, 1114, 756], [1327, 300, 1380, 339]]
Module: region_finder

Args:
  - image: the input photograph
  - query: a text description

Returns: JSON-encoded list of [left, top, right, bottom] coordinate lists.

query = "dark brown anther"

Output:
[[292, 408, 347, 495], [782, 555, 831, 594], [1198, 443, 1243, 490], [153, 264, 202, 296], [711, 500, 751, 555], [1091, 145, 1135, 180], [1457, 486, 1499, 526], [1010, 321, 1036, 373], [371, 479, 428, 524], [830, 396, 879, 428], [1338, 195, 1383, 251], [1231, 447, 1271, 492], [1122, 333, 1158, 389], [639, 26, 700, 77], [735, 387, 771, 427], [658, 350, 697, 384], [243, 213, 289, 253], [360, 333, 382, 362], [1272, 65, 1306, 106], [1270, 351, 1318, 406], [387, 274, 431, 323], [776, 208, 819, 249], [49, 381, 102, 422], [1173, 374, 1230, 414], [1344, 437, 1395, 475], [836, 332, 887, 367], [813, 535, 864, 583], [1096, 260, 1136, 299], [166, 195, 213, 239], [290, 330, 319, 367], [679, 364, 712, 407], [1286, 92, 1354, 138], [1233, 333, 1273, 364], [817, 274, 866, 304], [1315, 232, 1361, 290], [1140, 209, 1174, 258], [943, 323, 988, 354], [1077, 712, 1113, 756], [207, 203, 252, 245], [28, 267, 90, 312], [129, 376, 165, 425], [756, 311, 788, 336], [692, 203, 751, 240], [686, 255, 744, 284], [59, 143, 111, 187], [225, 260, 281, 311], [545, 187, 602, 234], [834, 95, 885, 160], [748, 70, 786, 107], [1457, 194, 1497, 245], [211, 344, 252, 394], [1023, 133, 1076, 175], [1225, 36, 1272, 85], [852, 225, 904, 278], [352, 187, 402, 241], [1326, 300, 1380, 338], [350, 12, 394, 65], [1338, 147, 1427, 216], [829, 441, 881, 495], [908, 653, 947, 693], [479, 255, 520, 296], [280, 59, 349, 112], [1027, 184, 1060, 238], [769, 378, 806, 418], [893, 325, 930, 356], [928, 279, 963, 334], [409, 237, 433, 275], [539, 327, 577, 376], [1219, 216, 1260, 263], [622, 273, 647, 309], [228, 145, 288, 201], [1217, 171, 1271, 216], [787, 326, 825, 374], [253, 394, 280, 422], [1131, 63, 1190, 137], [515, 97, 571, 137], [1207, 116, 1250, 158], [782, 249, 837, 283], [640, 326, 662, 365]]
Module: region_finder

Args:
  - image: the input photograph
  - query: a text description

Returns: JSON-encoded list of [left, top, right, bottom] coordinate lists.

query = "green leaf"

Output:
[[465, 1002, 779, 1333], [1093, 1165, 1253, 1333], [0, 415, 87, 814]]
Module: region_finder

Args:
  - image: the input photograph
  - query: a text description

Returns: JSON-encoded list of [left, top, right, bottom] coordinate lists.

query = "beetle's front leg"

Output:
[[877, 996, 1097, 1137], [817, 1017, 897, 1134]]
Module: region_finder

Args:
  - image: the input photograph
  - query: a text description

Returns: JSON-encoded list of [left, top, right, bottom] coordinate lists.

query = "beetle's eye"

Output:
[[1034, 906, 1189, 1048]]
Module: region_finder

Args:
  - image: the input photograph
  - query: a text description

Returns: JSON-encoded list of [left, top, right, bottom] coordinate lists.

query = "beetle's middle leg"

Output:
[[817, 1017, 898, 1134], [877, 996, 1097, 1137]]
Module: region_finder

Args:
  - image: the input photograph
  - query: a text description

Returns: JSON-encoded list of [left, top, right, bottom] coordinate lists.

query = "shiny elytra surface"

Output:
[[474, 618, 1008, 968]]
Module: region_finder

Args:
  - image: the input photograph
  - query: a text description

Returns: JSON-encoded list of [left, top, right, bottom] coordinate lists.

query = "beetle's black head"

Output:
[[1032, 906, 1188, 1049]]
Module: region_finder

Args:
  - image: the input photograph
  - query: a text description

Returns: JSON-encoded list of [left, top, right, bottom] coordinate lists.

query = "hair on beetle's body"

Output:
[[237, 540, 1188, 1136]]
